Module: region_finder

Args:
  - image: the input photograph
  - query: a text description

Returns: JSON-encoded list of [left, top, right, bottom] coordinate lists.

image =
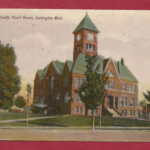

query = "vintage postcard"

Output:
[[0, 9, 150, 142]]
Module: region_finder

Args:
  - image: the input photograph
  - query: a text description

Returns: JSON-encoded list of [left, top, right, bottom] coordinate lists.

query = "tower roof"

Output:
[[73, 13, 99, 33]]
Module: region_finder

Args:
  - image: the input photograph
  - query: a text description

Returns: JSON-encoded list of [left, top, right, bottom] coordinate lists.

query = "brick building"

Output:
[[33, 13, 139, 118]]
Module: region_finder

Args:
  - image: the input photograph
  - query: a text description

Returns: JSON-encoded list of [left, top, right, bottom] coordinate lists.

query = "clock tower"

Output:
[[73, 13, 99, 61]]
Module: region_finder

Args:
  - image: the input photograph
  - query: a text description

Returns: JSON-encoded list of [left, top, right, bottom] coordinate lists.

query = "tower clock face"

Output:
[[87, 33, 94, 41], [76, 34, 81, 41]]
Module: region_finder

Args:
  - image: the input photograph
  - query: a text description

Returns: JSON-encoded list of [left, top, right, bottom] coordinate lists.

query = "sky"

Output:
[[0, 9, 150, 101]]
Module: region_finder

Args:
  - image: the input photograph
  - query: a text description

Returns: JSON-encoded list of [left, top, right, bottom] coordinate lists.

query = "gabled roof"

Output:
[[37, 61, 65, 80], [66, 60, 73, 71], [114, 61, 138, 82], [52, 61, 65, 74], [37, 64, 50, 80], [72, 54, 138, 83], [72, 54, 104, 74], [73, 13, 99, 33]]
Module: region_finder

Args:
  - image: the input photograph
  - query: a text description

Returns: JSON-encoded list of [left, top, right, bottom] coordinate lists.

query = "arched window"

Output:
[[106, 71, 114, 77], [130, 98, 135, 106], [50, 76, 54, 89]]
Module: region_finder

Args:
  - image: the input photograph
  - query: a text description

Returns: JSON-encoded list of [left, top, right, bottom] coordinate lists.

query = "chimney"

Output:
[[121, 58, 124, 66]]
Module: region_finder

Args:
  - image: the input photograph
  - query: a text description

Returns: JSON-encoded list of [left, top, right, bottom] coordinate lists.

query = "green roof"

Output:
[[37, 64, 50, 80], [72, 54, 104, 74], [73, 13, 99, 33], [66, 60, 73, 71], [52, 61, 65, 74], [37, 61, 64, 80], [72, 54, 138, 83], [114, 61, 138, 82]]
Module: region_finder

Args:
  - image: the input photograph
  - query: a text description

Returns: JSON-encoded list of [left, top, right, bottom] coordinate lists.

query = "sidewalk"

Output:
[[0, 126, 150, 130], [0, 115, 64, 124]]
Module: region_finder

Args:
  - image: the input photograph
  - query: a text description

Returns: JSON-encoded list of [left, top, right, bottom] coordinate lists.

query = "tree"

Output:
[[143, 91, 150, 102], [0, 42, 21, 109], [77, 55, 107, 130], [143, 90, 150, 119], [26, 83, 32, 126], [15, 96, 26, 108]]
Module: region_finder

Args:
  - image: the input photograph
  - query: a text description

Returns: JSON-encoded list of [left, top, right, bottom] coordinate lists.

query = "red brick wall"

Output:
[[73, 29, 98, 61]]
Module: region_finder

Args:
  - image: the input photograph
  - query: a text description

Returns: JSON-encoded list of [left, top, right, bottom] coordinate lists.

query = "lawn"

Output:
[[0, 112, 42, 121], [1, 115, 150, 127]]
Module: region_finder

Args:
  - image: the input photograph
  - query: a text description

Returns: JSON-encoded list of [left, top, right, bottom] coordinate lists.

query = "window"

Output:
[[130, 85, 136, 93], [121, 96, 127, 107], [75, 77, 79, 88], [75, 107, 78, 114], [56, 93, 60, 101], [86, 44, 95, 52], [130, 110, 135, 117], [75, 93, 80, 102], [105, 82, 109, 89], [109, 82, 114, 89], [34, 96, 38, 102], [50, 76, 54, 89], [106, 71, 114, 77], [122, 109, 127, 117], [130, 98, 135, 106], [80, 77, 84, 86], [79, 107, 82, 114], [87, 33, 94, 41], [75, 106, 82, 114], [64, 93, 69, 103], [40, 95, 45, 104], [122, 83, 127, 91]]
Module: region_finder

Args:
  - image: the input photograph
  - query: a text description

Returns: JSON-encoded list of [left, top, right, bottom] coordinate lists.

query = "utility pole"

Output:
[[146, 101, 147, 120], [99, 105, 102, 127], [26, 95, 29, 126]]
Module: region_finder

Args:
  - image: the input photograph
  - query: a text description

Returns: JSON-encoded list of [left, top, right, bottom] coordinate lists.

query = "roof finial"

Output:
[[86, 11, 88, 16]]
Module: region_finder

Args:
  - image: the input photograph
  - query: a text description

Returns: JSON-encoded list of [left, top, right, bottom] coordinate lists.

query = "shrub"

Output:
[[15, 96, 26, 108]]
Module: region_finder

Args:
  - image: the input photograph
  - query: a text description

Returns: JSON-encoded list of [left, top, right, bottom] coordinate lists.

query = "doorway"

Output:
[[108, 95, 113, 108]]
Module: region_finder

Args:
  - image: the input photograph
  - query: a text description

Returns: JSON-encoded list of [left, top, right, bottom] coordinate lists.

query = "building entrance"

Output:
[[108, 95, 114, 108]]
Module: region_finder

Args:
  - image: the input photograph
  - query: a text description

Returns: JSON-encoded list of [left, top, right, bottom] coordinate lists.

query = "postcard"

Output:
[[0, 9, 150, 142]]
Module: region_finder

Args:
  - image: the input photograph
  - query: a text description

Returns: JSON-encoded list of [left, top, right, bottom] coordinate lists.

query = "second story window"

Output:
[[122, 83, 127, 91], [130, 85, 136, 93], [80, 77, 84, 86], [109, 81, 114, 89], [50, 76, 54, 89], [75, 77, 79, 88], [121, 96, 127, 107]]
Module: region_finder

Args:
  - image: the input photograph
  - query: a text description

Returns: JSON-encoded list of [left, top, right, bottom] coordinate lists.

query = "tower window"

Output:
[[86, 44, 95, 52]]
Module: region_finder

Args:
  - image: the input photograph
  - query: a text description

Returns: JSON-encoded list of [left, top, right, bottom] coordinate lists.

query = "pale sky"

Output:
[[0, 9, 150, 101]]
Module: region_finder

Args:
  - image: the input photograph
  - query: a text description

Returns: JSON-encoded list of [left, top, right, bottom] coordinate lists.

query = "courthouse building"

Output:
[[33, 13, 139, 118]]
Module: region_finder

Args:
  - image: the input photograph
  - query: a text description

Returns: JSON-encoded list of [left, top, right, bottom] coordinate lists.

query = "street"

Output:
[[0, 128, 150, 142]]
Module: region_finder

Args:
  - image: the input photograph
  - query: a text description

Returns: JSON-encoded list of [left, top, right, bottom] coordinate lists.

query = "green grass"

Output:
[[0, 112, 42, 121], [1, 115, 150, 127]]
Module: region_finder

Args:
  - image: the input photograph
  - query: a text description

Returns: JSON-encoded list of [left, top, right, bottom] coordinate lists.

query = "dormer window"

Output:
[[106, 71, 114, 77]]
